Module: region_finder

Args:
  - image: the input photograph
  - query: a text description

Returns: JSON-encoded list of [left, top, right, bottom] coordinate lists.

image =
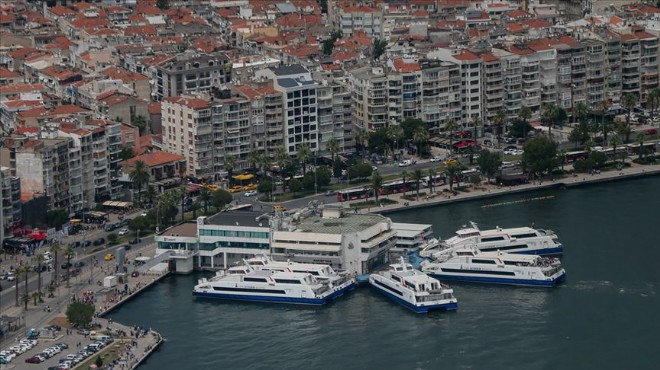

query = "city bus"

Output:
[[336, 187, 372, 202], [378, 179, 416, 195]]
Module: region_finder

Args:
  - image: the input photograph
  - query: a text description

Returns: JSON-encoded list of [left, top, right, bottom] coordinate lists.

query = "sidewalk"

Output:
[[347, 161, 660, 214]]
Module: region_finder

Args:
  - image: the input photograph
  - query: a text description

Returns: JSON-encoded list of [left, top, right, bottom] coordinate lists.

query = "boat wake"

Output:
[[570, 280, 656, 297], [481, 195, 555, 208]]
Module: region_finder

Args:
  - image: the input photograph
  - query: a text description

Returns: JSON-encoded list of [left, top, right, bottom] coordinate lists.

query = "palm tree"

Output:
[[371, 171, 383, 202], [468, 116, 482, 139], [199, 187, 211, 215], [623, 93, 638, 143], [223, 155, 237, 181], [387, 126, 403, 161], [542, 103, 557, 139], [610, 135, 622, 164], [14, 265, 26, 306], [34, 253, 45, 299], [177, 186, 187, 222], [596, 100, 610, 143], [247, 151, 261, 170], [400, 170, 409, 196], [145, 185, 157, 206], [446, 163, 461, 191], [190, 200, 201, 219], [16, 265, 30, 309], [412, 169, 423, 199], [428, 168, 437, 194], [518, 106, 532, 122], [412, 127, 429, 158], [129, 160, 150, 205], [493, 109, 507, 136], [256, 153, 271, 175], [274, 146, 291, 191], [64, 246, 75, 288], [444, 118, 458, 153], [637, 132, 646, 160], [648, 88, 660, 121], [49, 243, 62, 287], [132, 115, 148, 135], [574, 101, 590, 124], [325, 137, 340, 163], [355, 128, 370, 158], [296, 143, 312, 175]]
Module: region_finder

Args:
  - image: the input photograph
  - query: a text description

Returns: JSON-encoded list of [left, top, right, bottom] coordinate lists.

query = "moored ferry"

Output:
[[369, 258, 458, 313], [420, 222, 563, 257], [420, 247, 566, 287]]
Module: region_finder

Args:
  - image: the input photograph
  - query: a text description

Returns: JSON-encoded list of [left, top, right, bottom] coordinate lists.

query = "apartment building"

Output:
[[387, 59, 421, 123], [161, 96, 213, 180], [621, 34, 641, 98], [491, 49, 523, 120], [155, 53, 232, 100], [315, 74, 355, 155], [57, 125, 95, 210], [210, 96, 252, 176], [349, 66, 389, 131], [583, 39, 607, 107], [256, 65, 319, 155], [428, 48, 483, 132], [235, 84, 286, 159], [636, 31, 660, 102], [333, 3, 384, 39], [0, 166, 21, 243], [481, 53, 506, 127], [86, 119, 122, 201], [418, 59, 461, 135]]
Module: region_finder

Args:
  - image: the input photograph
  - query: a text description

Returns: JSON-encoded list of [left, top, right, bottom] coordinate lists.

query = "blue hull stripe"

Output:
[[193, 283, 356, 306], [512, 247, 564, 256], [428, 273, 566, 287], [370, 285, 458, 313]]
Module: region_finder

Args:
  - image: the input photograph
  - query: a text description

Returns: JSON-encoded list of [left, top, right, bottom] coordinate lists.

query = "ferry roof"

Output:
[[205, 211, 269, 228], [296, 213, 388, 234]]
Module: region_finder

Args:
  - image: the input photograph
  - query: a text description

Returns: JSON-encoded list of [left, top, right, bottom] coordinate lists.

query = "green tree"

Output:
[[446, 163, 461, 191], [66, 301, 95, 328], [199, 187, 211, 215], [400, 170, 409, 196], [648, 88, 660, 120], [119, 145, 134, 161], [590, 151, 608, 169], [325, 137, 340, 163], [32, 291, 44, 306], [15, 265, 30, 309], [387, 125, 404, 161], [372, 38, 387, 60], [509, 118, 533, 138], [46, 209, 69, 229], [522, 137, 559, 180], [412, 169, 423, 199], [427, 168, 438, 194], [412, 127, 429, 157], [247, 151, 261, 170], [132, 115, 147, 135], [568, 123, 589, 148], [444, 118, 459, 153], [623, 93, 638, 143], [95, 355, 104, 368], [223, 155, 237, 181], [400, 118, 427, 141], [609, 135, 622, 164], [212, 189, 232, 210], [296, 143, 312, 175], [468, 116, 482, 140], [637, 132, 647, 160], [371, 171, 383, 202], [129, 160, 150, 205], [34, 253, 45, 300], [476, 150, 502, 183], [315, 166, 331, 187], [129, 216, 150, 236], [517, 106, 532, 122], [322, 30, 342, 56], [332, 157, 343, 178], [156, 0, 169, 10], [107, 233, 118, 245], [348, 162, 373, 180], [49, 243, 62, 287], [541, 103, 567, 139], [492, 109, 507, 136], [64, 246, 75, 288], [355, 128, 370, 158], [368, 128, 391, 155], [289, 178, 302, 195], [145, 184, 156, 205], [257, 178, 273, 200]]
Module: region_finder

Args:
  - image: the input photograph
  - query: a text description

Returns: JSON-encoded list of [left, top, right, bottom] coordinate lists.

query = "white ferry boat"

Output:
[[420, 247, 566, 287], [227, 255, 356, 290], [369, 258, 458, 313], [419, 222, 563, 256]]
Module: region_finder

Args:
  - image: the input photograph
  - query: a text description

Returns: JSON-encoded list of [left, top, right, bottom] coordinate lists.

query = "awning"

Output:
[[232, 174, 254, 181], [102, 201, 133, 208]]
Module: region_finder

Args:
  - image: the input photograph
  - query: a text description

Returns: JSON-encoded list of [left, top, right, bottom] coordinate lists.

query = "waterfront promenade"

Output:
[[346, 161, 660, 214], [0, 244, 167, 370]]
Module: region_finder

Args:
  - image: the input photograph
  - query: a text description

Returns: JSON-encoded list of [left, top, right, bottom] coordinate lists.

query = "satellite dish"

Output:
[[348, 242, 354, 250]]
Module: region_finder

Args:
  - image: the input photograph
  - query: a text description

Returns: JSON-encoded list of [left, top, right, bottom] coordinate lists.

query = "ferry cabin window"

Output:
[[472, 259, 497, 264], [243, 277, 268, 283], [391, 275, 401, 282], [480, 236, 506, 242], [481, 244, 527, 252], [274, 279, 302, 284], [511, 233, 537, 239]]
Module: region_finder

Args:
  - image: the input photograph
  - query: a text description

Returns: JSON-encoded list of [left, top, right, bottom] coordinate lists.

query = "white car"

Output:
[[398, 159, 414, 167], [430, 156, 442, 162], [118, 228, 129, 236], [6, 274, 15, 281], [244, 190, 258, 197]]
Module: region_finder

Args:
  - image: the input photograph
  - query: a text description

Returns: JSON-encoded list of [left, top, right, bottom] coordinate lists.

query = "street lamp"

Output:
[[314, 151, 318, 195]]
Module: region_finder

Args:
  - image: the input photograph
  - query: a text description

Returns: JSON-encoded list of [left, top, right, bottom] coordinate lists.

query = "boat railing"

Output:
[[313, 285, 330, 295], [418, 293, 453, 302]]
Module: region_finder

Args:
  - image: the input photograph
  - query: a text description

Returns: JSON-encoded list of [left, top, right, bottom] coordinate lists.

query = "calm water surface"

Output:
[[109, 176, 660, 370]]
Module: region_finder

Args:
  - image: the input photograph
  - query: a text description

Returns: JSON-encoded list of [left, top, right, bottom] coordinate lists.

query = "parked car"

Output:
[[398, 159, 414, 167], [129, 238, 141, 245], [443, 158, 459, 166], [25, 355, 44, 363], [273, 205, 287, 212], [123, 244, 132, 251], [645, 128, 658, 135], [430, 156, 442, 162], [325, 190, 335, 196], [244, 190, 258, 197], [61, 262, 72, 270], [69, 241, 81, 248], [104, 253, 115, 261], [118, 228, 129, 236], [7, 273, 15, 281], [73, 261, 85, 268], [228, 185, 243, 193], [92, 238, 105, 246], [243, 183, 257, 191], [83, 240, 92, 247]]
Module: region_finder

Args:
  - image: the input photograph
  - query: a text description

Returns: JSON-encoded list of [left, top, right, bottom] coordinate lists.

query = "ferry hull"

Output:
[[193, 282, 356, 306], [428, 272, 566, 288], [370, 285, 458, 313]]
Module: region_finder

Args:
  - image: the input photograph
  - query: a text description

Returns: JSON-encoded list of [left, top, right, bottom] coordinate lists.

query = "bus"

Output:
[[563, 150, 589, 163], [378, 179, 416, 195], [336, 187, 372, 202]]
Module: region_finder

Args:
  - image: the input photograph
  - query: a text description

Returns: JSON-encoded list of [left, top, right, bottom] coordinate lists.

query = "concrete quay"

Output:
[[348, 162, 660, 215], [1, 244, 168, 370]]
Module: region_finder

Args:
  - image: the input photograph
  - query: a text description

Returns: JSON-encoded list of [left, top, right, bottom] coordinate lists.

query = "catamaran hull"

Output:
[[428, 272, 566, 287], [193, 282, 356, 306], [370, 285, 458, 313]]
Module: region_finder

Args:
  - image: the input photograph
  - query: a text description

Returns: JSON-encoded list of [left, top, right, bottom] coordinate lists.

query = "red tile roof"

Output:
[[392, 58, 421, 73], [101, 66, 148, 81], [124, 150, 185, 167], [148, 102, 161, 115], [0, 83, 45, 94], [454, 50, 481, 61], [0, 67, 20, 78], [163, 96, 210, 110]]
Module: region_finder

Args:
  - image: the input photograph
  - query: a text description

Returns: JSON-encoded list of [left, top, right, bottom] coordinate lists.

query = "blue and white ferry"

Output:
[[369, 258, 458, 313], [193, 262, 355, 305], [420, 247, 566, 287]]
